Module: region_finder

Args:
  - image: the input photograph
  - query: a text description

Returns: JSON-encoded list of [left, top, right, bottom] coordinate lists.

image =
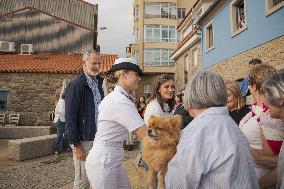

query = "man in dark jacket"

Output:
[[65, 49, 104, 189]]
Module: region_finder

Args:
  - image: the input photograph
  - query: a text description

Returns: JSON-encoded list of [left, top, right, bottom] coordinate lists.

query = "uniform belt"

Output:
[[95, 140, 124, 148]]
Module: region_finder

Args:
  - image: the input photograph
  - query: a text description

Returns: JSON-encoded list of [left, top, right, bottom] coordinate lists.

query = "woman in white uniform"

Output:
[[85, 58, 147, 189]]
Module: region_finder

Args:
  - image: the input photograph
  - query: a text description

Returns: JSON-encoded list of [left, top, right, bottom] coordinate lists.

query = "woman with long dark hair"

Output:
[[144, 74, 175, 124]]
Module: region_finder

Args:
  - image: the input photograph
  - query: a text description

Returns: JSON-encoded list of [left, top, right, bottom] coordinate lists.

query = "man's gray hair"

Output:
[[82, 48, 99, 63], [184, 70, 227, 110], [262, 70, 284, 107]]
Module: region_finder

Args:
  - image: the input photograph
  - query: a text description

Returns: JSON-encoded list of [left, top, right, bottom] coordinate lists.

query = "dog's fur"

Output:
[[142, 115, 182, 189]]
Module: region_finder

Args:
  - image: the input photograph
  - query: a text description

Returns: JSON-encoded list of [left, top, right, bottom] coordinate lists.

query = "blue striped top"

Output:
[[165, 106, 259, 189]]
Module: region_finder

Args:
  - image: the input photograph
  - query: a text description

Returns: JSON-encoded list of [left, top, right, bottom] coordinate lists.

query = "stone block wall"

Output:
[[0, 73, 76, 125], [0, 126, 54, 139], [8, 134, 57, 161], [208, 35, 284, 80]]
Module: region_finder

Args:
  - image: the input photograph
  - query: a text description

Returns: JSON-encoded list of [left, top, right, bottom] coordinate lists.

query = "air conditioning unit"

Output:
[[21, 44, 33, 54], [0, 41, 16, 52]]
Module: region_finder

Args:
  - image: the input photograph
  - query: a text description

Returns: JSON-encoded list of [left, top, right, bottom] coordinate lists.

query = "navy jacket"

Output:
[[65, 70, 104, 145]]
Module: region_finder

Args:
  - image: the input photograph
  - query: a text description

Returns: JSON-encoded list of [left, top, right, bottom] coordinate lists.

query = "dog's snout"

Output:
[[147, 129, 152, 136]]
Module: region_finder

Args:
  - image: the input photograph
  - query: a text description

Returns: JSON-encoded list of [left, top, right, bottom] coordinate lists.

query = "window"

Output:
[[230, 0, 247, 37], [134, 5, 139, 21], [193, 48, 198, 67], [134, 50, 139, 62], [265, 0, 284, 16], [144, 49, 174, 66], [134, 28, 139, 43], [144, 25, 176, 42], [177, 8, 186, 18], [205, 20, 214, 52], [144, 84, 151, 94], [145, 25, 160, 42], [0, 89, 9, 112], [144, 3, 176, 19]]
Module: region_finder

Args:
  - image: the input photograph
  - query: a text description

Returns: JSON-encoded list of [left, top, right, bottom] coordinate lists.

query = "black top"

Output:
[[229, 105, 250, 125], [173, 104, 194, 129]]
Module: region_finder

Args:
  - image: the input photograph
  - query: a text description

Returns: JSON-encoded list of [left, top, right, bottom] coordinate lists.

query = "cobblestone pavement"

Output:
[[0, 147, 146, 189], [0, 152, 74, 189]]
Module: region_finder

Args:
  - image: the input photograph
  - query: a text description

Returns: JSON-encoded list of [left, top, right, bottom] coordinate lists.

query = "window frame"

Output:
[[134, 5, 139, 21], [204, 20, 214, 53], [177, 8, 186, 18], [134, 49, 139, 62], [144, 25, 176, 43], [0, 89, 10, 113], [230, 0, 247, 37], [144, 48, 175, 66], [265, 0, 284, 16], [134, 28, 139, 43], [144, 83, 151, 94], [144, 2, 177, 19]]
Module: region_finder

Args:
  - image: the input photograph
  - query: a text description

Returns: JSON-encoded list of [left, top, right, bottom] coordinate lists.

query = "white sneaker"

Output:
[[54, 151, 59, 155]]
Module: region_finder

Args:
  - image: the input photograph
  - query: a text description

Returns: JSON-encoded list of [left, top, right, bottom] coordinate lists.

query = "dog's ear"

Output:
[[171, 115, 182, 129]]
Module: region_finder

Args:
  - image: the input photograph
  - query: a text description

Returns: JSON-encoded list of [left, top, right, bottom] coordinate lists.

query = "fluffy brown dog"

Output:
[[142, 115, 182, 189]]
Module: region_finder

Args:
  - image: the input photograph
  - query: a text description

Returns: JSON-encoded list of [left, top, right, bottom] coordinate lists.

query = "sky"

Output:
[[84, 0, 133, 57]]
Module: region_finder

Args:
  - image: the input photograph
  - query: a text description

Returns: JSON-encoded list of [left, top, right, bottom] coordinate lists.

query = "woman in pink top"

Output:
[[239, 64, 284, 178]]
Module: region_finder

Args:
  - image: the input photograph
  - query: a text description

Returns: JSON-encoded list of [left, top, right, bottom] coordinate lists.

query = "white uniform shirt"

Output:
[[53, 98, 65, 123], [144, 99, 172, 125], [165, 107, 259, 189], [94, 85, 145, 142]]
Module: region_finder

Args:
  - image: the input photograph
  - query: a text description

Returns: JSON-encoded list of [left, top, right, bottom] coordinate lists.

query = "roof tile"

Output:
[[0, 53, 118, 74]]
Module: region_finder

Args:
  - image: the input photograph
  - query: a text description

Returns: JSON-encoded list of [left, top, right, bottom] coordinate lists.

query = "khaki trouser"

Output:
[[73, 141, 93, 189]]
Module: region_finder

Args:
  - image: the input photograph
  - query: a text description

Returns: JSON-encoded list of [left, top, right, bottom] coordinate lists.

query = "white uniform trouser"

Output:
[[72, 141, 93, 189], [85, 141, 131, 189]]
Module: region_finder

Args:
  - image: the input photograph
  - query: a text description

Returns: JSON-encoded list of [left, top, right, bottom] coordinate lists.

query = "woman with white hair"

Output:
[[165, 70, 258, 189], [262, 70, 284, 121]]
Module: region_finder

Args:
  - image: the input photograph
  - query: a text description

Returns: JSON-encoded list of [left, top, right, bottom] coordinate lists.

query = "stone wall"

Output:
[[208, 35, 284, 80], [0, 73, 76, 125], [174, 42, 202, 92]]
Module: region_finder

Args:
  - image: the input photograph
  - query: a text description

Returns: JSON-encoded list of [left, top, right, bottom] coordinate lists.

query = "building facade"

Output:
[[132, 0, 195, 97], [0, 0, 98, 54], [0, 54, 117, 126], [197, 0, 284, 80], [171, 0, 215, 91]]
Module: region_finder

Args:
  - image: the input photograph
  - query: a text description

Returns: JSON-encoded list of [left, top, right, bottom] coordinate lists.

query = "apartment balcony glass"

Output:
[[144, 2, 176, 19], [144, 48, 175, 66], [144, 25, 176, 42]]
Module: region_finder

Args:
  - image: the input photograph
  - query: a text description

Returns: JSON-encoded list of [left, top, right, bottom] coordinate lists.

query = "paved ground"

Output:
[[0, 139, 146, 189]]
